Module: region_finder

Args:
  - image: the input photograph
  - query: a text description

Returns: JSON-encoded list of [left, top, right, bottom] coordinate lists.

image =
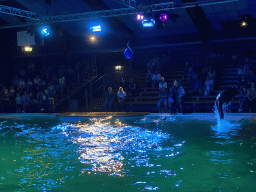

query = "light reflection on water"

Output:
[[0, 116, 255, 191], [56, 116, 175, 177], [0, 117, 185, 191]]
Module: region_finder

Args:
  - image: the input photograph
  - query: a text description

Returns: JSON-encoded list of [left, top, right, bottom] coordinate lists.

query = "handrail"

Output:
[[54, 73, 97, 108], [92, 74, 105, 84]]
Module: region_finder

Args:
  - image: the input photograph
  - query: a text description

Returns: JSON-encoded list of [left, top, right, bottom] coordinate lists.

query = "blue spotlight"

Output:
[[41, 28, 50, 36], [90, 25, 101, 32], [142, 19, 155, 27]]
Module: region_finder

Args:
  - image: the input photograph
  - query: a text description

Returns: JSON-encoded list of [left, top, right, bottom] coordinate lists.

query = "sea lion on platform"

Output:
[[215, 87, 239, 119]]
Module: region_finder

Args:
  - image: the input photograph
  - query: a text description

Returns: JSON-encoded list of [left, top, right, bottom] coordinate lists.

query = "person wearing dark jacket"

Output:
[[104, 87, 115, 112], [168, 80, 179, 114]]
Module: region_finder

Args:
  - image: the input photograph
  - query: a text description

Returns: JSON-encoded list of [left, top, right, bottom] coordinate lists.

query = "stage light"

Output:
[[24, 46, 33, 52], [90, 36, 96, 42], [41, 28, 50, 36], [240, 21, 248, 27], [142, 19, 155, 27], [90, 25, 101, 32], [115, 65, 122, 70], [159, 13, 168, 22], [136, 14, 144, 21]]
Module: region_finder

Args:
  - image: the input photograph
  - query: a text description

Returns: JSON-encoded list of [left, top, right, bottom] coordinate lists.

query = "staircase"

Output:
[[53, 62, 98, 112]]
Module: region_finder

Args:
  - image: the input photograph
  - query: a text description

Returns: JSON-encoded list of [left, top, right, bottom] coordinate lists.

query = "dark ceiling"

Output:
[[0, 0, 255, 51]]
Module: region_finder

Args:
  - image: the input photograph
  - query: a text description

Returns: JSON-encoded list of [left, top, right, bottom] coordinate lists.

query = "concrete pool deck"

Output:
[[0, 112, 255, 122]]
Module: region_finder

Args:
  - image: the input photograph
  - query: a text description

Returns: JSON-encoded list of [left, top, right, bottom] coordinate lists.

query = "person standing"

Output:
[[16, 93, 21, 113], [168, 80, 179, 114], [177, 80, 185, 113], [104, 87, 115, 112], [117, 87, 126, 112], [157, 77, 168, 113]]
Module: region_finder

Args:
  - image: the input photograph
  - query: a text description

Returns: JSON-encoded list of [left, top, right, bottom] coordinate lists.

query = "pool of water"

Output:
[[0, 116, 255, 192]]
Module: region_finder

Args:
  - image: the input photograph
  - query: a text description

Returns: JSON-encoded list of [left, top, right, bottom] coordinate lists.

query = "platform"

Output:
[[57, 112, 150, 117]]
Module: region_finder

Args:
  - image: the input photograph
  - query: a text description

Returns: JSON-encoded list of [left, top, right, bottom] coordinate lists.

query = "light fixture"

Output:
[[90, 35, 96, 42], [142, 19, 155, 27], [159, 13, 168, 22], [41, 28, 50, 36], [90, 25, 101, 32], [136, 14, 144, 21], [115, 65, 122, 70], [24, 46, 33, 52], [240, 21, 248, 27]]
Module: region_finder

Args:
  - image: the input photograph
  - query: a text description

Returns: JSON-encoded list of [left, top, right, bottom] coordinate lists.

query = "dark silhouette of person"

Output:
[[215, 87, 239, 119]]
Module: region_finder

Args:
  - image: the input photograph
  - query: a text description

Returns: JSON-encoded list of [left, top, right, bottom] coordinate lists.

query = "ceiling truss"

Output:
[[0, 0, 239, 29]]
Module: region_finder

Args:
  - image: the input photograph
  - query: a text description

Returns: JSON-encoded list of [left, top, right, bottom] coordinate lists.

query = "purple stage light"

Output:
[[160, 13, 168, 22], [136, 14, 144, 21]]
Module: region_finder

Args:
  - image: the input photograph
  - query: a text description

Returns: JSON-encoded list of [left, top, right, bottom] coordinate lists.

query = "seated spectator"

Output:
[[239, 86, 249, 112], [147, 59, 154, 71], [117, 87, 126, 112], [120, 78, 128, 93], [16, 93, 21, 113], [190, 74, 203, 96], [159, 77, 167, 90], [204, 76, 214, 96], [157, 77, 168, 113], [177, 80, 185, 113], [247, 83, 256, 102], [146, 69, 153, 88], [34, 75, 41, 85], [208, 67, 216, 82], [152, 71, 161, 88], [44, 88, 50, 98], [13, 76, 20, 89], [59, 75, 66, 88], [168, 80, 179, 114], [9, 87, 15, 102], [49, 83, 56, 97], [21, 92, 30, 113], [104, 87, 115, 112], [18, 79, 26, 92], [42, 80, 46, 88], [187, 67, 195, 85], [37, 89, 44, 102], [243, 63, 250, 78], [247, 71, 256, 85], [238, 75, 248, 90], [237, 65, 244, 78], [128, 79, 136, 97], [2, 86, 9, 101], [27, 79, 33, 91]]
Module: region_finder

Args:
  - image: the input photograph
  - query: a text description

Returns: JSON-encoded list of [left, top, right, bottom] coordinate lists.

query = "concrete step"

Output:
[[220, 76, 238, 79], [222, 65, 239, 68], [222, 68, 238, 71], [221, 80, 239, 83], [219, 84, 238, 88], [222, 72, 237, 75]]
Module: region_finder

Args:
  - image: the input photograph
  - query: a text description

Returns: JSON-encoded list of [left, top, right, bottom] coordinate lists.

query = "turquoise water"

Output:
[[0, 116, 255, 192]]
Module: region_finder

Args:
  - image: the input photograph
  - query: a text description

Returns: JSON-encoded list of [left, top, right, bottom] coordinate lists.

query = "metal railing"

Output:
[[53, 61, 97, 111], [85, 74, 106, 111]]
